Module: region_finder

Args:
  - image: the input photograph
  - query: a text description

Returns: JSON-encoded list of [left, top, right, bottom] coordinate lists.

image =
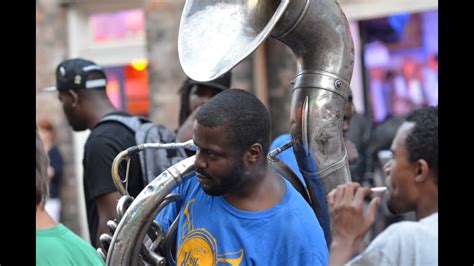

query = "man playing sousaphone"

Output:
[[155, 89, 329, 265], [105, 0, 356, 263]]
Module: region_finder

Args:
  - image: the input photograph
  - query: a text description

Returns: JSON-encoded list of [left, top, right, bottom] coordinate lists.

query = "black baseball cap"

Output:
[[44, 58, 107, 91], [187, 71, 232, 91]]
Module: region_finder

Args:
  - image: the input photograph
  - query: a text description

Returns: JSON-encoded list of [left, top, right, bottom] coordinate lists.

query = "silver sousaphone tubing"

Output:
[[179, 0, 354, 213]]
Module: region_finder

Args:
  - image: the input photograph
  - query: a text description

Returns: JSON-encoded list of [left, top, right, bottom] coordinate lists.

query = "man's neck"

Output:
[[224, 169, 285, 211], [416, 201, 438, 221], [36, 206, 58, 229], [86, 101, 117, 129], [415, 183, 438, 220]]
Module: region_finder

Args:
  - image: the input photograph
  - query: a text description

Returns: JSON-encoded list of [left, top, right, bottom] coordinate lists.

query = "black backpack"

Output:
[[99, 114, 188, 185]]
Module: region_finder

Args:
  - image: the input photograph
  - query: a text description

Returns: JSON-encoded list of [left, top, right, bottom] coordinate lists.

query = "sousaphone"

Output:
[[103, 0, 354, 264]]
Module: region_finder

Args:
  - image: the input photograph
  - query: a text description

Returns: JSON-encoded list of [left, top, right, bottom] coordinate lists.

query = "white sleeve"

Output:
[[345, 223, 406, 266], [346, 218, 437, 266]]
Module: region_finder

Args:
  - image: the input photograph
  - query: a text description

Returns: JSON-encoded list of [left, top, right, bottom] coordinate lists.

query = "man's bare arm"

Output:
[[95, 191, 121, 249]]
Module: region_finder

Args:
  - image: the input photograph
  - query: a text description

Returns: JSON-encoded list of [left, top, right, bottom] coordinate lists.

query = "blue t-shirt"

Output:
[[155, 174, 328, 265], [270, 133, 331, 246]]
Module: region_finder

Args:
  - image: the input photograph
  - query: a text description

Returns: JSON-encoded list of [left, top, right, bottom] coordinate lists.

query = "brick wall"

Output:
[[36, 0, 82, 235]]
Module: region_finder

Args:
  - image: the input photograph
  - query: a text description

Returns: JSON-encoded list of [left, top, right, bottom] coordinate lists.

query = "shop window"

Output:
[[360, 10, 438, 124], [104, 60, 150, 117]]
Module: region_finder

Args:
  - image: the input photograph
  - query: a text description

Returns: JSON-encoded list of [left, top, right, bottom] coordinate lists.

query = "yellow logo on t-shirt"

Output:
[[177, 199, 244, 266]]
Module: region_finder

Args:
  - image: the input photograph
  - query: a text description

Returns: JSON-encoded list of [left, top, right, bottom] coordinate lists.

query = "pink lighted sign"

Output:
[[90, 9, 144, 43]]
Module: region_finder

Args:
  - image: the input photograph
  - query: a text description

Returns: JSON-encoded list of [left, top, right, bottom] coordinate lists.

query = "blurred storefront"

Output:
[[360, 11, 438, 123]]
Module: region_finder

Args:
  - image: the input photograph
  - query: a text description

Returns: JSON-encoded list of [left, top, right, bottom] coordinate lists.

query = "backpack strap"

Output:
[[98, 114, 147, 133], [98, 114, 149, 184]]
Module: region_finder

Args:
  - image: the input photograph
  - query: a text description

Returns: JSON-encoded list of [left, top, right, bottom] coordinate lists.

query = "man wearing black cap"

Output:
[[50, 58, 146, 248], [176, 72, 232, 146]]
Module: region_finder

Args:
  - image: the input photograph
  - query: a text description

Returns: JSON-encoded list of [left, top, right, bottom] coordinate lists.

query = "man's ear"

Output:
[[68, 89, 79, 108], [414, 159, 429, 183], [246, 143, 262, 164]]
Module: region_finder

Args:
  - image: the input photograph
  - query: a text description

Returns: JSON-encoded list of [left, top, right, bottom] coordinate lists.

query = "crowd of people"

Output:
[[36, 57, 438, 265]]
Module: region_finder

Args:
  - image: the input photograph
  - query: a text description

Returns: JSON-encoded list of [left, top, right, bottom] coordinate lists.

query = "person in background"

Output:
[[175, 72, 232, 147], [38, 118, 64, 222], [345, 102, 372, 185], [49, 58, 146, 248], [36, 125, 105, 266], [328, 106, 438, 266]]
